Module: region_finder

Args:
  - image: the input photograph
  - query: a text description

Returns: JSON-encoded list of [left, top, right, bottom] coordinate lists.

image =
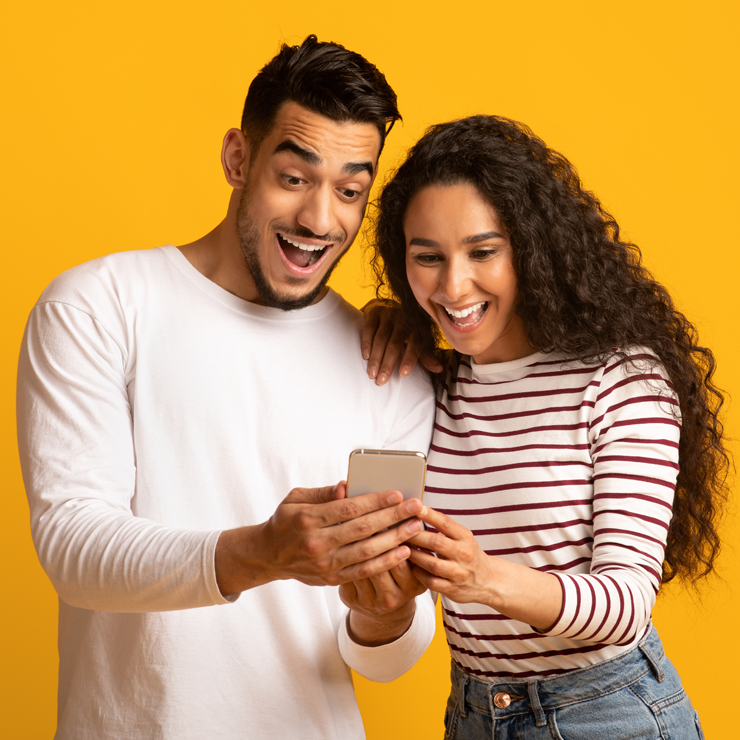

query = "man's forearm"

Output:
[[215, 525, 276, 597]]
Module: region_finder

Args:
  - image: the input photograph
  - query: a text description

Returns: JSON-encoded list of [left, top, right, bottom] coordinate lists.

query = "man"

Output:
[[17, 36, 435, 739]]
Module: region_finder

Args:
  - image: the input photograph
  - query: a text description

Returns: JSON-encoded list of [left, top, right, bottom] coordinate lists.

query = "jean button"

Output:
[[493, 692, 511, 709]]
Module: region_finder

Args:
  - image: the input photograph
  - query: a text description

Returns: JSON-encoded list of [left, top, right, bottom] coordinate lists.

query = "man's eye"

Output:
[[283, 175, 304, 186], [339, 188, 361, 200]]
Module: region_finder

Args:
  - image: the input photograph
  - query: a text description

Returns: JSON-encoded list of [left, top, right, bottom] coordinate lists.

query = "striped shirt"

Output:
[[424, 349, 681, 679]]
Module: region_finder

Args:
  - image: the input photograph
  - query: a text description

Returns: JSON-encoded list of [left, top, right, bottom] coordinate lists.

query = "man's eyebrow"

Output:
[[273, 140, 321, 166], [273, 141, 373, 179], [342, 161, 374, 178]]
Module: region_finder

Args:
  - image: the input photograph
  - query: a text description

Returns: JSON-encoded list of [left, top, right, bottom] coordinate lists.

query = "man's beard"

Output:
[[236, 188, 348, 311]]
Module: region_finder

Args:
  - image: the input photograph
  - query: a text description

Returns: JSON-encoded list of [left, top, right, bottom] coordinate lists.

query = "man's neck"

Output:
[[178, 219, 262, 304]]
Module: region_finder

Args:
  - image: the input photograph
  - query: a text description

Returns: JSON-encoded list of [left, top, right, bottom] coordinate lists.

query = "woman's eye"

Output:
[[471, 249, 497, 260], [415, 254, 441, 264]]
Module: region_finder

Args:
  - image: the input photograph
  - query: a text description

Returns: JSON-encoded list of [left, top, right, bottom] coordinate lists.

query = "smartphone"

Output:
[[346, 449, 427, 501]]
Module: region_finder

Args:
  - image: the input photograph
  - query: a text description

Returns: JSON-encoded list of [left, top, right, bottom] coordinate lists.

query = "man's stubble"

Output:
[[235, 187, 350, 311]]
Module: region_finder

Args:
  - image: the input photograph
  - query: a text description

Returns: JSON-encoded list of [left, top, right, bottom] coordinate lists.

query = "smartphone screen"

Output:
[[346, 449, 427, 501]]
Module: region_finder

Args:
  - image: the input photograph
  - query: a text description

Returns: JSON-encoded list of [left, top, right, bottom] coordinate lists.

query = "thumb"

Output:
[[285, 482, 342, 505]]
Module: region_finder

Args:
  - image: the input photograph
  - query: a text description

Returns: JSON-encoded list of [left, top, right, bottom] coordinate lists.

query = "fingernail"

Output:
[[400, 365, 410, 377], [362, 349, 369, 360], [407, 520, 422, 533], [377, 372, 388, 384], [405, 498, 422, 514], [420, 506, 428, 516], [388, 491, 403, 504], [368, 365, 377, 379]]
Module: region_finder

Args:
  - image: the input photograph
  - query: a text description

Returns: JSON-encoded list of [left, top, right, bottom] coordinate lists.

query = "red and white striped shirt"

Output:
[[424, 349, 680, 679]]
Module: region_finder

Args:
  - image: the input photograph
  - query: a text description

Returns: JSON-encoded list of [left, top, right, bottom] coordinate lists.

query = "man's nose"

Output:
[[296, 186, 335, 239]]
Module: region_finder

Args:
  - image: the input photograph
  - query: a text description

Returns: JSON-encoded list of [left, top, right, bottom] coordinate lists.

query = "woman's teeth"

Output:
[[445, 302, 486, 320]]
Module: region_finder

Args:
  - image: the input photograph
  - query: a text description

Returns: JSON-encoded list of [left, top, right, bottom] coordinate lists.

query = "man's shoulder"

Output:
[[318, 289, 434, 400], [40, 247, 171, 306]]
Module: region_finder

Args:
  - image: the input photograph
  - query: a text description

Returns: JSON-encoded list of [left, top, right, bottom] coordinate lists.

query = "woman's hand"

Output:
[[408, 506, 563, 631], [406, 506, 498, 607], [360, 299, 443, 385]]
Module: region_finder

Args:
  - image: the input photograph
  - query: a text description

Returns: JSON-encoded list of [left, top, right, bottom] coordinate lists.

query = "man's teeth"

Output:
[[445, 302, 486, 319], [280, 235, 328, 251]]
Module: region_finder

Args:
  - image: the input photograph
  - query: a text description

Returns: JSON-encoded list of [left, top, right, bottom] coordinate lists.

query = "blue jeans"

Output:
[[444, 627, 704, 739]]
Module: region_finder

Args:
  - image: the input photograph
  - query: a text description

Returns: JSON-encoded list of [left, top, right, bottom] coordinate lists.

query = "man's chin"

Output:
[[256, 281, 327, 311], [255, 248, 349, 310]]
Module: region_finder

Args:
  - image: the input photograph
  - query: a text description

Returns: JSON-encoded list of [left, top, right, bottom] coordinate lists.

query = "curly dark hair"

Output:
[[371, 114, 729, 586]]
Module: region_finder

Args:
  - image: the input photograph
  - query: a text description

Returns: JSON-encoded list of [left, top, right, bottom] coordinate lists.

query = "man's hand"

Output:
[[360, 299, 443, 385], [215, 482, 424, 597], [339, 561, 426, 646]]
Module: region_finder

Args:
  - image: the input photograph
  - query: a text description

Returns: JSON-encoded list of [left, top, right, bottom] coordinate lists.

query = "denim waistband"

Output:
[[450, 627, 665, 727]]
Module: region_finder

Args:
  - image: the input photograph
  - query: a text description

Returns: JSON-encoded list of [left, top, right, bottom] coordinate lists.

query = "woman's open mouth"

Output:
[[276, 233, 332, 274], [439, 301, 489, 330]]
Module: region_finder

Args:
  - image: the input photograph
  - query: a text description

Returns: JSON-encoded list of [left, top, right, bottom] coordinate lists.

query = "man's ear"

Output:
[[221, 128, 251, 188]]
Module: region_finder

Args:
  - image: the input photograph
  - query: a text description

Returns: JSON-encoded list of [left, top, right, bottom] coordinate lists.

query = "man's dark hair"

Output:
[[241, 35, 401, 157]]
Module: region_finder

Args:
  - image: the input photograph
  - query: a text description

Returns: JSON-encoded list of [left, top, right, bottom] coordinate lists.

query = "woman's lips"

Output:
[[438, 301, 490, 332]]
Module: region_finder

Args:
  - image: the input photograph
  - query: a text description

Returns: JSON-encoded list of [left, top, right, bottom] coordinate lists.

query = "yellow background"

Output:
[[2, 1, 738, 737]]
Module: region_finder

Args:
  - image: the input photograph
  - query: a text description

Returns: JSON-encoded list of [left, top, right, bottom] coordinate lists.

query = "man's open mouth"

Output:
[[442, 301, 489, 327], [277, 233, 331, 269]]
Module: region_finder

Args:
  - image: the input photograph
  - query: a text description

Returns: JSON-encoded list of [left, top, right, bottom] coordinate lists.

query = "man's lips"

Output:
[[276, 233, 334, 274]]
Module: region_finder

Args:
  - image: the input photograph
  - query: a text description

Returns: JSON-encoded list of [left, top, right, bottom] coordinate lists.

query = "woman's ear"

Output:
[[221, 128, 251, 189]]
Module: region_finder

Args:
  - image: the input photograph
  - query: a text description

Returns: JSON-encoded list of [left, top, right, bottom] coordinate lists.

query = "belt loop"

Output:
[[527, 681, 547, 727], [639, 639, 666, 682], [457, 670, 469, 718]]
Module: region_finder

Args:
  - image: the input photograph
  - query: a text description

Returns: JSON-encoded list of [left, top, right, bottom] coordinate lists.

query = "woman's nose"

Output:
[[438, 262, 472, 303]]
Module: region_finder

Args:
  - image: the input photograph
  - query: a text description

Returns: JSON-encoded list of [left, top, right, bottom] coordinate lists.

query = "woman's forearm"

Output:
[[476, 555, 562, 631]]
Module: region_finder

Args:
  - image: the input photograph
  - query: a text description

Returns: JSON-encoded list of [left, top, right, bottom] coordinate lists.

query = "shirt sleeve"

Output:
[[17, 300, 231, 612], [540, 351, 680, 644], [337, 591, 436, 682]]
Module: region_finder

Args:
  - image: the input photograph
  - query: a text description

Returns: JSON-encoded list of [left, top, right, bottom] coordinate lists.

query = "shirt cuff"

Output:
[[337, 592, 436, 683]]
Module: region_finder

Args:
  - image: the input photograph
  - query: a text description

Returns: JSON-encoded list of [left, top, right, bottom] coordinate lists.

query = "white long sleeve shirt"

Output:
[[17, 245, 436, 739]]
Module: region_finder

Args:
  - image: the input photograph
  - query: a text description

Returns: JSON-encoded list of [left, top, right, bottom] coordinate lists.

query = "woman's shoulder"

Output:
[[597, 346, 674, 388]]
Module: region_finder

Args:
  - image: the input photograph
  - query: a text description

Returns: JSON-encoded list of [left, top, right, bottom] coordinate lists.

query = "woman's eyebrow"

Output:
[[408, 237, 440, 247], [408, 232, 505, 248], [462, 231, 505, 244]]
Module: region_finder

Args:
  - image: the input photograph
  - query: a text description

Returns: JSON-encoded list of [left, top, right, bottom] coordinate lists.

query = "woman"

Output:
[[366, 116, 727, 739]]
